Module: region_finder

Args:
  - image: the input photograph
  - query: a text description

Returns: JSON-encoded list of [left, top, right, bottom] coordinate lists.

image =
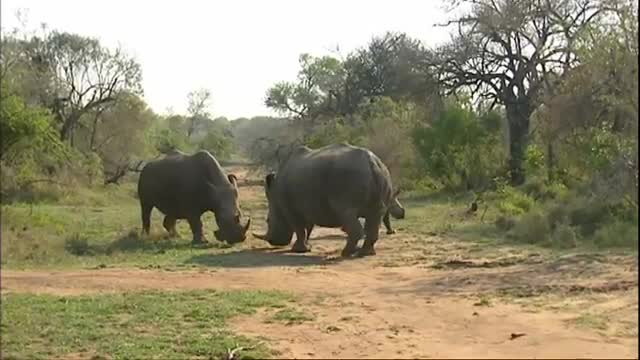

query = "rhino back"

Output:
[[137, 151, 227, 216], [275, 143, 390, 226]]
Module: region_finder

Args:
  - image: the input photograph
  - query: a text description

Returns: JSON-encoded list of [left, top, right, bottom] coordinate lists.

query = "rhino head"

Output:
[[211, 174, 251, 244], [252, 172, 293, 246], [388, 188, 405, 219]]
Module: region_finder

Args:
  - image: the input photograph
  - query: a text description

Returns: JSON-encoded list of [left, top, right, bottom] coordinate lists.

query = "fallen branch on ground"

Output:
[[220, 341, 263, 360]]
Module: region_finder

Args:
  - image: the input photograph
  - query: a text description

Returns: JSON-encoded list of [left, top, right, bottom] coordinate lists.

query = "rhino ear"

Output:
[[265, 173, 276, 189], [228, 174, 238, 187]]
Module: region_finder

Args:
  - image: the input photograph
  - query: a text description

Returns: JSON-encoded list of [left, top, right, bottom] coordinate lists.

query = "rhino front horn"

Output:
[[243, 217, 251, 234]]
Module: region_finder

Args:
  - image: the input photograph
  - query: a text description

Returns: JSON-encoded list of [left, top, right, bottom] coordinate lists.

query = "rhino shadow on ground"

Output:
[[184, 248, 342, 268]]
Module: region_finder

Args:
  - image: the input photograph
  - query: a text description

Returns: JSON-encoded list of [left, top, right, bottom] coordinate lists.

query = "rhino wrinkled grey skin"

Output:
[[137, 150, 251, 245], [253, 143, 404, 257]]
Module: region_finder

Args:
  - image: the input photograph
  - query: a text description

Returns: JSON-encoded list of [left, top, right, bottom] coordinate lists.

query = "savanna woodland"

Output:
[[1, 0, 638, 359]]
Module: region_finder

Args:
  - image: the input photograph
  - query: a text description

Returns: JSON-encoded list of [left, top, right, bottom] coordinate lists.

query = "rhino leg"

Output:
[[140, 202, 152, 235], [383, 211, 395, 235], [358, 213, 383, 257], [163, 216, 178, 237], [340, 215, 364, 257], [306, 225, 314, 240], [291, 227, 311, 253], [187, 216, 207, 245]]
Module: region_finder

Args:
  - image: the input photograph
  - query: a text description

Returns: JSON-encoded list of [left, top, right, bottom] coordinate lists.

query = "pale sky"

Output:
[[1, 0, 453, 119]]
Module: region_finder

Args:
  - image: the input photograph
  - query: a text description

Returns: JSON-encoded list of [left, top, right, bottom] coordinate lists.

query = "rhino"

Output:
[[137, 150, 251, 245], [253, 143, 404, 257]]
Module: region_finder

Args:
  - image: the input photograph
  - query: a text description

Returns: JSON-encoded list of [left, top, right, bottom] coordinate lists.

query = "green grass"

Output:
[[0, 181, 267, 270], [1, 289, 292, 359], [267, 308, 315, 325]]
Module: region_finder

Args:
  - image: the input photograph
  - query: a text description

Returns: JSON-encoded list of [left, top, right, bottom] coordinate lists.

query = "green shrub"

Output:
[[412, 100, 505, 190], [64, 234, 90, 256], [592, 221, 638, 249], [521, 177, 568, 201], [497, 187, 536, 216]]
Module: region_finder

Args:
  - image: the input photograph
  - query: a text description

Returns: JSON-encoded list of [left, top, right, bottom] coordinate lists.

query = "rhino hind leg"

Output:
[[162, 216, 178, 237], [339, 215, 365, 257], [358, 213, 383, 257], [383, 211, 395, 235], [187, 216, 207, 245]]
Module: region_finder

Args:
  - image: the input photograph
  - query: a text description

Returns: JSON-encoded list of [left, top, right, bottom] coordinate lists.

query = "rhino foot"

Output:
[[291, 242, 312, 253], [340, 246, 359, 258], [356, 246, 376, 257], [386, 229, 396, 235], [191, 238, 211, 248]]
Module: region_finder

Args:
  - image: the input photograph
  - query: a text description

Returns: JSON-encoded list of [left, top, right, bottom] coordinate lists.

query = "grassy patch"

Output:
[[570, 312, 610, 332], [1, 289, 292, 359], [0, 181, 265, 270], [267, 308, 314, 325]]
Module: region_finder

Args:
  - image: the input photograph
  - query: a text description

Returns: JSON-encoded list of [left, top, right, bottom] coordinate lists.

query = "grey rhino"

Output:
[[137, 150, 251, 245], [253, 143, 404, 257]]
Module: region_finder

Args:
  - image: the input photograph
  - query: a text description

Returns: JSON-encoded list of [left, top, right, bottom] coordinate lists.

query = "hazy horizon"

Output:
[[1, 0, 454, 119]]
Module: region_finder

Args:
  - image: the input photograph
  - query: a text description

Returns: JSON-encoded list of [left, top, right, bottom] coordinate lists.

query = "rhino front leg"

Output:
[[291, 227, 311, 253], [140, 202, 152, 235], [187, 216, 207, 245], [383, 211, 395, 235]]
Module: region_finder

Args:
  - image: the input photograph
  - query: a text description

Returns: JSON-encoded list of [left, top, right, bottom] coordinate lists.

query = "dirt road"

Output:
[[3, 225, 638, 359]]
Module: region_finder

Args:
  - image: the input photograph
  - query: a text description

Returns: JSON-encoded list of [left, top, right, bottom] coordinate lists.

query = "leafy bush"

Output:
[[412, 101, 506, 190], [496, 186, 536, 216]]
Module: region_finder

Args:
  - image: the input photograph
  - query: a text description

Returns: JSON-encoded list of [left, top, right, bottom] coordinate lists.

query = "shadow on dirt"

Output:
[[374, 253, 638, 298], [311, 234, 345, 241], [184, 247, 345, 268]]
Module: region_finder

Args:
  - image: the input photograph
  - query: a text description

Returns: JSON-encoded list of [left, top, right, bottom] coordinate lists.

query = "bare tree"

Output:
[[432, 0, 619, 184], [186, 88, 212, 137]]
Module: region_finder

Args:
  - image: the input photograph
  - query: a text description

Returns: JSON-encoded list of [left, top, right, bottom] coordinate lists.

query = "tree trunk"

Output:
[[506, 102, 531, 186], [60, 112, 81, 143], [546, 141, 556, 182]]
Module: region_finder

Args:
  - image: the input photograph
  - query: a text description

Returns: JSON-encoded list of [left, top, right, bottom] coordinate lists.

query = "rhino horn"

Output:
[[243, 217, 251, 235]]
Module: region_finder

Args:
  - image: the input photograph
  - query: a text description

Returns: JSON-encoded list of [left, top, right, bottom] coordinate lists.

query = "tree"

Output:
[[265, 53, 345, 134], [186, 88, 212, 137], [343, 32, 438, 113], [23, 30, 143, 144], [433, 0, 618, 184]]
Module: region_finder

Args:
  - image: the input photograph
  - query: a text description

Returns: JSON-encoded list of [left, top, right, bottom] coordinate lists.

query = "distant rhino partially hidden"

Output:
[[137, 150, 251, 246], [253, 143, 404, 257]]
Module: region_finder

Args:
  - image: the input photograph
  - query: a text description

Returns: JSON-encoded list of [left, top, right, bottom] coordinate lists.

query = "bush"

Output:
[[592, 221, 638, 249], [64, 234, 90, 256], [496, 187, 536, 216], [509, 210, 551, 245], [521, 177, 568, 201], [551, 221, 579, 249], [412, 100, 506, 190], [495, 216, 516, 231]]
